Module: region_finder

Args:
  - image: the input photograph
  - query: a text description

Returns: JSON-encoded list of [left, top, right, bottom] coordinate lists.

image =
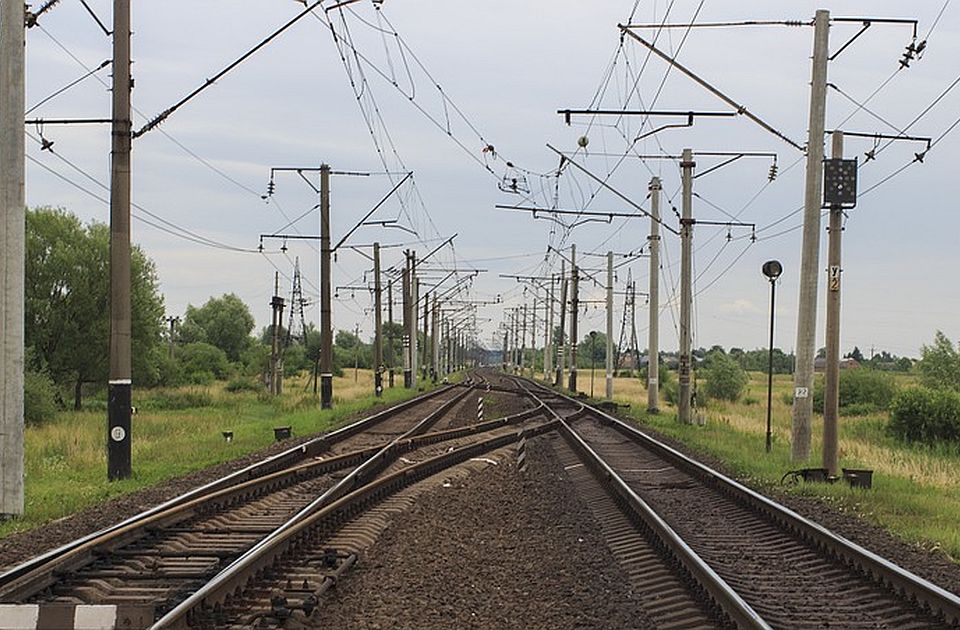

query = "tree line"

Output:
[[22, 207, 399, 424]]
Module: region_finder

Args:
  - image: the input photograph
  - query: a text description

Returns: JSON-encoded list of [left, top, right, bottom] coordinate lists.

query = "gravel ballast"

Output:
[[315, 438, 651, 629]]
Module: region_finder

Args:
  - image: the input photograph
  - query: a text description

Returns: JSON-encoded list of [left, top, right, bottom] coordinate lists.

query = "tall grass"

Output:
[[1, 370, 426, 539]]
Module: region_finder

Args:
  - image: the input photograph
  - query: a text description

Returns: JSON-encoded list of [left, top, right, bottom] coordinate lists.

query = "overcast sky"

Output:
[[20, 1, 960, 358]]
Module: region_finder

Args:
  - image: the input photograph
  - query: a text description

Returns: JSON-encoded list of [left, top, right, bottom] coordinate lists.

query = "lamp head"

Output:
[[762, 260, 782, 281]]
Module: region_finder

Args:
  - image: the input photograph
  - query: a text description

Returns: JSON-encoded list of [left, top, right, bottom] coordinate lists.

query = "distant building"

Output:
[[814, 357, 860, 372]]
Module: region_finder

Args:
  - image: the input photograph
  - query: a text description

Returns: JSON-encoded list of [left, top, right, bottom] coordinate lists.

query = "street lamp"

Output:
[[589, 331, 597, 397], [762, 260, 783, 453]]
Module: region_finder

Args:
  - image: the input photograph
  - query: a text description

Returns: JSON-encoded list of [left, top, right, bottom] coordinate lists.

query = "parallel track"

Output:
[[0, 376, 547, 627], [517, 377, 960, 630]]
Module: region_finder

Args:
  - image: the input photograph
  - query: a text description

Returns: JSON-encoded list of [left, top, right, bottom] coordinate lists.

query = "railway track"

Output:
[[0, 374, 548, 629], [516, 377, 960, 630], [4, 369, 956, 629]]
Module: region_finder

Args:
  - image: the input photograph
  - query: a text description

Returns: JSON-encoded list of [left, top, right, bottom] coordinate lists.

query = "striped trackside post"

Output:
[[516, 430, 528, 473], [477, 397, 484, 422]]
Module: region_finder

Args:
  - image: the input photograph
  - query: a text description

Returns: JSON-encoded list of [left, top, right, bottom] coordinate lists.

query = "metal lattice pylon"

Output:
[[285, 257, 309, 347], [616, 269, 640, 371]]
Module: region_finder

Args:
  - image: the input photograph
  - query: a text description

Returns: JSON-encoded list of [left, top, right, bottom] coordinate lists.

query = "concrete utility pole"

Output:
[[606, 251, 614, 399], [1, 0, 26, 514], [319, 164, 334, 409], [402, 252, 412, 388], [647, 177, 661, 413], [520, 302, 527, 376], [373, 242, 383, 397], [353, 323, 360, 382], [568, 245, 579, 393], [823, 131, 844, 477], [107, 0, 133, 480], [792, 8, 830, 460], [387, 279, 394, 388], [556, 260, 567, 387], [270, 273, 285, 396], [544, 274, 554, 379], [166, 316, 180, 359], [678, 149, 695, 425], [431, 295, 438, 382], [444, 318, 451, 375], [511, 308, 519, 372], [422, 291, 429, 381], [531, 293, 539, 377], [410, 254, 418, 388], [501, 331, 508, 371]]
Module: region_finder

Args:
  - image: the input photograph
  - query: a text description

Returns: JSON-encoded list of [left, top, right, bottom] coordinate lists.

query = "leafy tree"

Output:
[[25, 207, 165, 408], [259, 324, 289, 346], [846, 346, 865, 363], [577, 330, 611, 368], [177, 342, 231, 384], [180, 293, 255, 362], [702, 352, 748, 401], [917, 331, 960, 391], [335, 329, 361, 349]]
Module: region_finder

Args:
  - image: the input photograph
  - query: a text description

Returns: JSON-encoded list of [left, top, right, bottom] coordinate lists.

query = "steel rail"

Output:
[[151, 385, 477, 627], [153, 419, 556, 628], [522, 377, 960, 627], [0, 384, 455, 589], [0, 394, 542, 603], [512, 378, 768, 629]]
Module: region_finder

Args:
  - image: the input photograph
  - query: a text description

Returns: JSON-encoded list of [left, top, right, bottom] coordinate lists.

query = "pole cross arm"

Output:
[[618, 26, 805, 152]]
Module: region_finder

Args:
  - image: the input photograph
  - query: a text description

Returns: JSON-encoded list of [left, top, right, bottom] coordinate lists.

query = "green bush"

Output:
[[225, 377, 262, 393], [177, 342, 231, 381], [813, 368, 897, 414], [142, 388, 214, 411], [24, 370, 58, 426], [889, 386, 960, 444], [702, 353, 748, 401]]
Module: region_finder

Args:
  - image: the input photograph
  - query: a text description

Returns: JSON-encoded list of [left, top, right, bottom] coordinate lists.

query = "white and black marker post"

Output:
[[516, 429, 527, 473], [477, 396, 484, 423], [108, 0, 133, 480]]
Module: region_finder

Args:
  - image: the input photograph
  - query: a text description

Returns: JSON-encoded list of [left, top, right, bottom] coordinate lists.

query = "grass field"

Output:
[[569, 368, 960, 561], [0, 370, 426, 538]]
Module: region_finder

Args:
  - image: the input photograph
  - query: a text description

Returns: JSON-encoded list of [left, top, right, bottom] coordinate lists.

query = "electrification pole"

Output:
[[1, 0, 26, 514], [823, 131, 845, 476], [792, 8, 830, 460], [387, 279, 395, 388], [107, 0, 133, 480], [373, 242, 383, 397], [270, 273, 285, 396], [647, 177, 661, 413], [422, 291, 429, 382], [319, 164, 334, 409], [678, 149, 695, 425], [431, 295, 438, 382], [556, 260, 567, 387], [544, 274, 554, 380], [410, 253, 418, 388], [568, 245, 579, 393], [520, 302, 527, 376], [166, 316, 180, 359], [606, 250, 614, 399], [402, 252, 412, 388]]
